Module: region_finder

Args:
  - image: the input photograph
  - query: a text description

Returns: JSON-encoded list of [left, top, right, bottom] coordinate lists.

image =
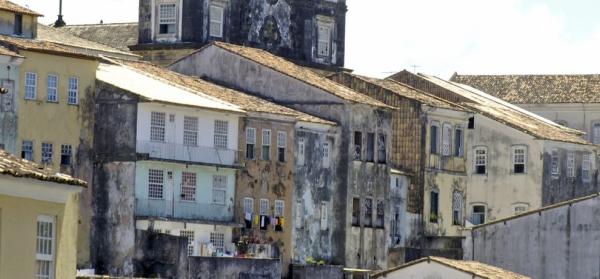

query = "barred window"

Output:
[[181, 172, 196, 201], [36, 215, 55, 279], [60, 144, 72, 166], [180, 230, 195, 256], [68, 77, 78, 105], [244, 197, 254, 214], [158, 3, 177, 34], [567, 152, 575, 178], [214, 120, 228, 149], [212, 175, 227, 204], [183, 116, 198, 146], [148, 169, 164, 199], [47, 74, 58, 102], [274, 200, 284, 217], [41, 143, 53, 164], [25, 72, 37, 100], [150, 112, 166, 142], [210, 232, 225, 253]]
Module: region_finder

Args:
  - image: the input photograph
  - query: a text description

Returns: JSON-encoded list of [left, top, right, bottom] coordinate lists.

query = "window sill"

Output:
[[67, 103, 79, 106], [47, 100, 58, 103], [472, 173, 487, 175]]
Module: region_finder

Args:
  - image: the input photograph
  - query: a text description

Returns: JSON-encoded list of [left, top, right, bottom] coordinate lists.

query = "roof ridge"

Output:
[[38, 24, 138, 57], [64, 22, 138, 27]]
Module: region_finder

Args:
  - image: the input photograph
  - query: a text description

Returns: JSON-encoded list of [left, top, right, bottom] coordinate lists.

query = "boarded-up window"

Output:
[[551, 149, 559, 175], [354, 132, 362, 160], [375, 200, 384, 228]]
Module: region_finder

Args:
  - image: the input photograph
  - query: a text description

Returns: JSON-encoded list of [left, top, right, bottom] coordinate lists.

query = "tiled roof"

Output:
[[414, 74, 591, 145], [0, 34, 97, 59], [451, 74, 600, 104], [0, 44, 21, 57], [372, 256, 531, 279], [62, 22, 139, 52], [37, 24, 138, 58], [108, 58, 336, 126], [0, 0, 42, 16], [0, 149, 86, 187], [194, 42, 391, 108]]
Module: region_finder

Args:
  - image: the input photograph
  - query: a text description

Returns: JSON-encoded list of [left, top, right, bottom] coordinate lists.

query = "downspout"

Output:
[[471, 228, 475, 260]]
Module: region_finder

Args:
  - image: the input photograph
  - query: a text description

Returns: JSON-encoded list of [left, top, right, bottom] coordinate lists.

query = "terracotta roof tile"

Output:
[[0, 44, 21, 57], [0, 0, 42, 16], [62, 22, 139, 52], [0, 34, 97, 59], [0, 149, 86, 187]]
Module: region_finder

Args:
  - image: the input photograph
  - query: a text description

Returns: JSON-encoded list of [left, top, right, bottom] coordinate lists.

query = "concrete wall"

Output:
[[464, 193, 600, 279], [292, 264, 343, 279], [189, 256, 281, 279]]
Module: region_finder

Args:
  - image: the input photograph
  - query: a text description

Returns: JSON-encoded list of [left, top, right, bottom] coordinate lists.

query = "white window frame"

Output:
[[277, 131, 287, 162], [36, 215, 56, 279], [243, 197, 254, 214], [41, 142, 53, 164], [551, 149, 560, 176], [471, 204, 486, 225], [512, 145, 527, 174], [213, 120, 228, 149], [323, 142, 330, 168], [210, 232, 225, 254], [22, 140, 33, 161], [150, 111, 166, 142], [157, 1, 178, 36], [60, 144, 72, 166], [181, 172, 196, 202], [246, 127, 256, 160], [46, 74, 58, 103], [67, 76, 79, 105], [274, 200, 284, 217], [567, 152, 575, 178], [212, 175, 227, 204], [148, 169, 164, 199], [316, 16, 334, 57], [183, 116, 199, 146], [262, 129, 271, 161], [260, 198, 269, 216], [25, 72, 37, 100], [582, 153, 592, 182], [474, 146, 487, 174], [320, 201, 328, 230], [209, 4, 224, 38], [442, 123, 452, 156], [452, 191, 463, 226], [430, 121, 440, 155]]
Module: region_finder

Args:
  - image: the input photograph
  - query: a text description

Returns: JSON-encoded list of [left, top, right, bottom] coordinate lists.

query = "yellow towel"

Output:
[[254, 214, 259, 226], [279, 217, 284, 227]]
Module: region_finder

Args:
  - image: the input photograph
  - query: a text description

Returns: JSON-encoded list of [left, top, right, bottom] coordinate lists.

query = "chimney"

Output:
[[54, 0, 66, 27]]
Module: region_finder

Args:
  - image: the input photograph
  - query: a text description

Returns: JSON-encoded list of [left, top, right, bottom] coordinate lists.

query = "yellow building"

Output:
[[0, 149, 86, 279]]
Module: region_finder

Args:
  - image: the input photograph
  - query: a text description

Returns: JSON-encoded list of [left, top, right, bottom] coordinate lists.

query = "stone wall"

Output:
[[291, 264, 343, 279]]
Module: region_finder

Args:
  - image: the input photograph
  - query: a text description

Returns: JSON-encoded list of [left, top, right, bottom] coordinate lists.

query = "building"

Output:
[[389, 71, 599, 225], [62, 0, 348, 69], [0, 149, 86, 279], [330, 73, 471, 264], [112, 58, 338, 276], [464, 193, 600, 279], [371, 256, 531, 279], [170, 41, 394, 270]]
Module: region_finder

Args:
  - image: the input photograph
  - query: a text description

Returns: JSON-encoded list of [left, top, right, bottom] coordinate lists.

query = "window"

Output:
[[214, 120, 228, 149], [430, 191, 439, 223], [47, 75, 58, 102], [150, 111, 166, 142], [68, 77, 78, 104], [22, 140, 33, 161], [514, 204, 528, 214], [148, 169, 164, 199], [430, 123, 439, 154], [471, 205, 486, 225], [36, 216, 55, 279], [366, 133, 375, 162], [512, 146, 527, 174], [210, 232, 225, 254], [277, 131, 286, 163], [274, 200, 284, 217], [14, 14, 22, 35], [260, 199, 269, 216], [320, 202, 328, 230], [169, 114, 175, 122], [364, 198, 373, 227], [212, 175, 227, 204], [442, 123, 452, 156], [452, 191, 463, 226], [295, 200, 303, 229], [323, 142, 330, 168], [158, 3, 177, 34], [180, 230, 194, 256], [181, 172, 196, 202], [567, 152, 575, 178], [209, 4, 224, 38], [352, 198, 360, 226], [454, 127, 464, 157], [317, 20, 332, 57], [582, 154, 591, 182], [551, 149, 559, 176], [41, 143, 53, 164], [262, 129, 271, 160], [593, 122, 600, 144], [354, 131, 362, 160], [183, 116, 198, 146], [298, 137, 305, 166], [474, 147, 487, 174], [243, 197, 254, 214], [246, 128, 256, 160], [60, 144, 72, 166], [25, 72, 37, 100], [468, 117, 475, 129], [377, 134, 386, 163], [375, 200, 384, 228]]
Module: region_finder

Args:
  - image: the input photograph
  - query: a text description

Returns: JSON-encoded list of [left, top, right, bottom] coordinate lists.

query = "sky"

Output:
[[13, 0, 600, 78]]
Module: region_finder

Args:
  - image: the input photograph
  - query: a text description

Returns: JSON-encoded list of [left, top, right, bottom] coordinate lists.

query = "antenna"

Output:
[[410, 64, 420, 74], [54, 0, 66, 27]]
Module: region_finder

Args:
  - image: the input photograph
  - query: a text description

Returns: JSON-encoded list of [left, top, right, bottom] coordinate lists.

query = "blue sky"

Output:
[[14, 0, 600, 78]]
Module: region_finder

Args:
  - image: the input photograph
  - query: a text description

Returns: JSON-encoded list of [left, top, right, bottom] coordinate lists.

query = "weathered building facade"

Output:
[[330, 73, 470, 263], [170, 42, 393, 270], [390, 71, 600, 225]]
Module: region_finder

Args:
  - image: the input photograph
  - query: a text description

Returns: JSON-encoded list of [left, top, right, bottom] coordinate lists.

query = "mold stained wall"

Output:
[[0, 10, 36, 38], [169, 45, 392, 269], [0, 61, 20, 154]]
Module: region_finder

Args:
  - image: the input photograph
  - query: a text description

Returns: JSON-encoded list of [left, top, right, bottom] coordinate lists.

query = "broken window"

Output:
[[512, 145, 527, 174], [277, 131, 286, 163], [582, 154, 592, 182], [352, 198, 360, 226], [366, 133, 375, 162], [364, 198, 373, 227], [246, 128, 256, 160], [430, 122, 439, 155], [551, 149, 559, 176], [452, 191, 462, 226], [262, 129, 271, 161], [375, 200, 384, 228], [354, 131, 362, 161], [158, 2, 177, 35], [442, 123, 452, 156], [150, 111, 166, 142], [429, 191, 439, 223], [471, 205, 485, 225], [567, 152, 575, 178], [213, 120, 228, 149], [377, 134, 386, 163], [454, 127, 464, 157], [209, 4, 224, 38], [593, 122, 600, 144], [474, 147, 487, 174]]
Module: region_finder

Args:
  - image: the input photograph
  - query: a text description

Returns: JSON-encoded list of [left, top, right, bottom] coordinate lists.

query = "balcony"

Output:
[[137, 140, 240, 167], [136, 198, 234, 222]]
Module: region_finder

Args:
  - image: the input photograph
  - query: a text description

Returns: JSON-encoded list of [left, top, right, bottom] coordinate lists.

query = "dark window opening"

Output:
[[354, 132, 362, 161], [375, 200, 384, 228], [429, 191, 439, 223], [476, 165, 486, 174], [430, 125, 439, 154], [278, 147, 285, 162], [14, 14, 22, 35], [471, 205, 486, 225], [366, 133, 375, 162], [377, 134, 386, 163], [468, 117, 475, 129], [364, 198, 373, 227], [514, 164, 525, 173], [352, 198, 360, 226], [246, 144, 255, 160], [454, 129, 463, 157]]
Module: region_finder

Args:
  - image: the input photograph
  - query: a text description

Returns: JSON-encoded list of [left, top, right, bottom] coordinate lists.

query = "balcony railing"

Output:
[[137, 140, 240, 166], [136, 198, 233, 222]]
